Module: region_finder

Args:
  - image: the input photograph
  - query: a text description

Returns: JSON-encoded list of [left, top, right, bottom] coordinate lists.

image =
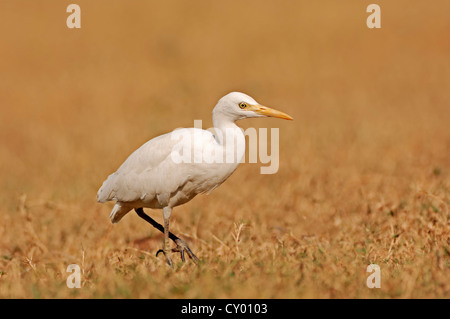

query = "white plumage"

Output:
[[97, 92, 292, 266]]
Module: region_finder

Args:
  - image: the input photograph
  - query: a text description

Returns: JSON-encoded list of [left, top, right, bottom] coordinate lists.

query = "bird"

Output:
[[97, 92, 293, 267]]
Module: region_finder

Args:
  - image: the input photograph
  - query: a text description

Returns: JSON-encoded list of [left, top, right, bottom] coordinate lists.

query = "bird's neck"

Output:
[[212, 116, 245, 164]]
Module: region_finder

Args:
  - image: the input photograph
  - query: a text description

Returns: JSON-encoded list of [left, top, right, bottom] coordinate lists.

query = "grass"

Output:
[[0, 1, 449, 298]]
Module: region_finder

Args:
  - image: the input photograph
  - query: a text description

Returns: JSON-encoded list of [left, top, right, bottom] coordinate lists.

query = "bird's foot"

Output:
[[174, 238, 200, 263], [156, 238, 199, 264], [155, 249, 174, 268]]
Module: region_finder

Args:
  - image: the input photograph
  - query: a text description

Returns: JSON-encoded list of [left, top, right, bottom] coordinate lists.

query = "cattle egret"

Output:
[[97, 92, 293, 267]]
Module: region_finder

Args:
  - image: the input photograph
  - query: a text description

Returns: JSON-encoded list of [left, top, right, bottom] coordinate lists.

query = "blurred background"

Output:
[[0, 1, 448, 298]]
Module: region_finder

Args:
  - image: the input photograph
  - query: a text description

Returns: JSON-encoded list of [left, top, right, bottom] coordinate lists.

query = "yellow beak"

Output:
[[249, 104, 293, 120]]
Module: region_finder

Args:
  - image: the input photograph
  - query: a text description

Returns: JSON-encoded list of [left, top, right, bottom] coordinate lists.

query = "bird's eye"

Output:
[[239, 102, 247, 109]]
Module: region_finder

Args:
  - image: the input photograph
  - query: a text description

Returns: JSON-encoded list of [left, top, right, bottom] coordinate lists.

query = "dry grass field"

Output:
[[0, 1, 449, 298]]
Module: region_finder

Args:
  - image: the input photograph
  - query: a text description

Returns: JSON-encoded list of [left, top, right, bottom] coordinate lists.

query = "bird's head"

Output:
[[213, 92, 293, 122]]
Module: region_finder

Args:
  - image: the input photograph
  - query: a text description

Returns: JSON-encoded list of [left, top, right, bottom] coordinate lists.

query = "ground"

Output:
[[0, 1, 448, 298]]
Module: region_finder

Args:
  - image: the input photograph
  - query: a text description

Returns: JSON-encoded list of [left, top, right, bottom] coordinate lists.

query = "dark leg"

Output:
[[135, 208, 199, 264]]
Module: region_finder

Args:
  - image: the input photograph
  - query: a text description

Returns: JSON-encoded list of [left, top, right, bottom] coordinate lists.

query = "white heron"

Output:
[[97, 92, 293, 267]]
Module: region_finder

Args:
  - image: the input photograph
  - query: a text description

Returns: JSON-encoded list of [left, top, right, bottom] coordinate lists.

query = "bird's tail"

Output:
[[109, 202, 132, 224]]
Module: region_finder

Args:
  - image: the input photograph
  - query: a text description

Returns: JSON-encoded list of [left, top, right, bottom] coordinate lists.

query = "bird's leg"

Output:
[[134, 208, 199, 265], [162, 207, 173, 267]]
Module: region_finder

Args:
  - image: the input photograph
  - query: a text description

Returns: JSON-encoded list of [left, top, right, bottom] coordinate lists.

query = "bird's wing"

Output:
[[97, 128, 218, 204]]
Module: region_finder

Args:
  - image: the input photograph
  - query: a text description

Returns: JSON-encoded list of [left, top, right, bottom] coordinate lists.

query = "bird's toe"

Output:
[[174, 238, 200, 263], [156, 239, 199, 265], [155, 249, 175, 268]]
